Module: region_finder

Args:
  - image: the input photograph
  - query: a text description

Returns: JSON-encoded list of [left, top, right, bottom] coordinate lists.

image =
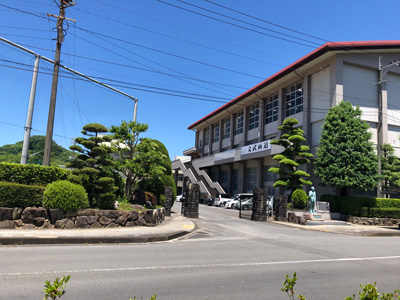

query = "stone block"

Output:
[[105, 210, 120, 220], [21, 207, 48, 224], [137, 217, 147, 226], [0, 220, 15, 229], [287, 212, 297, 223], [55, 219, 75, 229], [14, 219, 23, 227], [12, 207, 23, 220], [32, 217, 45, 227], [125, 221, 136, 227], [0, 207, 13, 221], [90, 221, 103, 228], [144, 210, 154, 223], [87, 215, 98, 225], [127, 210, 139, 221], [99, 216, 112, 226], [106, 222, 118, 228], [75, 216, 88, 228], [49, 209, 64, 225], [116, 214, 128, 226]]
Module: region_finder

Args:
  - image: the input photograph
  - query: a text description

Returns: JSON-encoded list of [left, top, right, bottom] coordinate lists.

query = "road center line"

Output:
[[2, 256, 400, 277]]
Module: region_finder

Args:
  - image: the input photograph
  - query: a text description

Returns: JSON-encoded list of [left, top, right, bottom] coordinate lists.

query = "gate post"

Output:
[[185, 183, 200, 218], [252, 188, 267, 221], [164, 186, 172, 217], [274, 195, 288, 222]]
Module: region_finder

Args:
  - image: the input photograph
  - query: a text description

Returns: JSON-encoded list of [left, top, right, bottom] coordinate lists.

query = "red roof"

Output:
[[188, 40, 400, 130]]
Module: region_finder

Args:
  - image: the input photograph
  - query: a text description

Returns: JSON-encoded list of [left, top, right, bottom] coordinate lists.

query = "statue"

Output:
[[308, 186, 316, 213]]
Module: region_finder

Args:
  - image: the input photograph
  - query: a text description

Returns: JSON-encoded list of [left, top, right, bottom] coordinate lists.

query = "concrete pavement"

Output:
[[0, 213, 399, 246]]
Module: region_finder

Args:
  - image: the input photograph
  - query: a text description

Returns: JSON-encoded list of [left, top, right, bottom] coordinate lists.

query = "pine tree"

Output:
[[268, 117, 313, 198], [314, 101, 379, 195], [66, 123, 117, 208]]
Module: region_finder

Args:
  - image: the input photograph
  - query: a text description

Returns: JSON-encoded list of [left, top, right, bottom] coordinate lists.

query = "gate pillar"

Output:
[[252, 188, 267, 221]]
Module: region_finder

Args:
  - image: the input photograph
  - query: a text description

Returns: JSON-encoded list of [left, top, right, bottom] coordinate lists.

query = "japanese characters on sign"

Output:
[[241, 140, 271, 155]]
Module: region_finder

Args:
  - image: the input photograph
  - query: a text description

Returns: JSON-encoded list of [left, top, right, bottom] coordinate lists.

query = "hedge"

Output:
[[359, 207, 400, 219], [0, 163, 70, 185], [0, 181, 44, 208], [43, 180, 89, 212], [320, 194, 400, 216]]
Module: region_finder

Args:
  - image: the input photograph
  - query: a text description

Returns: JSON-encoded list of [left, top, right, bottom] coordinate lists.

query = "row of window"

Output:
[[203, 83, 303, 145]]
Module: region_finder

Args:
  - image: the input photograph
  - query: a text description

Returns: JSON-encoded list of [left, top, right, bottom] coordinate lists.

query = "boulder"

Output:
[[98, 216, 112, 226], [0, 207, 13, 221], [115, 213, 128, 226], [32, 217, 45, 227], [90, 221, 103, 228], [13, 207, 23, 220], [137, 217, 147, 226], [87, 215, 98, 225], [0, 220, 15, 229], [127, 210, 139, 222], [55, 219, 75, 229], [14, 219, 23, 227], [144, 209, 154, 223], [49, 209, 64, 225], [287, 212, 297, 223], [41, 220, 53, 229], [75, 216, 88, 228], [125, 221, 136, 227], [105, 210, 120, 220], [21, 207, 48, 224], [106, 222, 118, 228]]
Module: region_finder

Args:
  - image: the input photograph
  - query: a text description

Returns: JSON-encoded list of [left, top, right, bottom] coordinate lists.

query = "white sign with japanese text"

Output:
[[241, 139, 272, 155]]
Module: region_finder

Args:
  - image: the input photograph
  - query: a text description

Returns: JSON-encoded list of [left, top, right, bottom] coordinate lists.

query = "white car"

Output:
[[225, 193, 253, 209], [213, 194, 232, 207], [175, 194, 183, 202]]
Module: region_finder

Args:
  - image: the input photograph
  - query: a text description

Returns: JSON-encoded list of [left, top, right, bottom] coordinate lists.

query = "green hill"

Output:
[[0, 135, 75, 166]]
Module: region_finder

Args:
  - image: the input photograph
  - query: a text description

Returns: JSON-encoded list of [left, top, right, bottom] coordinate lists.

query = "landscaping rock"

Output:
[[55, 219, 74, 229], [87, 215, 98, 225], [14, 219, 23, 227], [21, 207, 48, 224], [106, 222, 118, 228], [41, 220, 53, 229], [12, 207, 23, 220], [287, 212, 297, 223], [75, 216, 88, 228], [99, 216, 112, 226], [0, 220, 15, 229], [127, 210, 139, 222], [49, 209, 64, 225], [0, 207, 13, 221], [137, 217, 147, 226], [21, 224, 35, 230], [125, 221, 135, 227], [105, 210, 120, 220], [116, 213, 128, 226], [90, 221, 103, 228], [32, 217, 45, 227], [144, 210, 154, 223]]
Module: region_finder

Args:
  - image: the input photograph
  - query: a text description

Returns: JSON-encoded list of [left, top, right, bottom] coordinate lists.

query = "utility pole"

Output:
[[21, 54, 40, 165], [43, 0, 75, 166], [377, 56, 400, 197]]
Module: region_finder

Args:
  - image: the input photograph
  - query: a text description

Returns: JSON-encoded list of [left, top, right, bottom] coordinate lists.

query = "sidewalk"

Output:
[[0, 214, 196, 245], [275, 220, 400, 236]]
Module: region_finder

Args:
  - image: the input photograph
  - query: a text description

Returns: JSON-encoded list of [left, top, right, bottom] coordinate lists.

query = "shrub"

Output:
[[0, 182, 44, 207], [359, 207, 400, 219], [291, 189, 307, 210], [97, 193, 115, 210], [43, 180, 89, 212], [0, 163, 70, 185], [159, 194, 166, 207]]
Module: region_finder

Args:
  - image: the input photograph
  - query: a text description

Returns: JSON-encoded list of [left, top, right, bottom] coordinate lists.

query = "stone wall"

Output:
[[0, 207, 165, 229], [347, 215, 400, 226]]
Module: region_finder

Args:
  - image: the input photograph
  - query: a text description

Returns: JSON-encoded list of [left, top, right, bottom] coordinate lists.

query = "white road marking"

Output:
[[1, 256, 400, 277]]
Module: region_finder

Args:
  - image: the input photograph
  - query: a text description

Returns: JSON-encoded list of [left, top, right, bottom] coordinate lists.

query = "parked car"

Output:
[[175, 194, 183, 202], [225, 193, 253, 209], [234, 198, 253, 210], [205, 198, 214, 206], [213, 194, 233, 207]]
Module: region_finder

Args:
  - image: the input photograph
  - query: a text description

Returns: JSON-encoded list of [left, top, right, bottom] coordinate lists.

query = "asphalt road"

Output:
[[1, 202, 400, 300]]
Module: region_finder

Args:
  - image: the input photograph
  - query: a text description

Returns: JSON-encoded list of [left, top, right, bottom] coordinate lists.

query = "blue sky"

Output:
[[0, 0, 399, 160]]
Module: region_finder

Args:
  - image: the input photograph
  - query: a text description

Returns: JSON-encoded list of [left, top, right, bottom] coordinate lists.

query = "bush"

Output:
[[359, 207, 400, 219], [321, 195, 400, 217], [43, 180, 89, 212], [0, 163, 70, 185], [97, 193, 116, 210], [291, 189, 307, 210], [0, 182, 44, 207]]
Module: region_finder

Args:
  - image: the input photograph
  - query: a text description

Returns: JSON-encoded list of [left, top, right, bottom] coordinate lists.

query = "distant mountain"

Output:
[[0, 135, 75, 166]]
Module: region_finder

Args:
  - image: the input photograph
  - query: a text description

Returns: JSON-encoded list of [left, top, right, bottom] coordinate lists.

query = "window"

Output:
[[204, 128, 210, 146], [235, 111, 244, 135], [177, 174, 184, 182], [198, 139, 202, 148], [213, 123, 220, 143], [220, 170, 229, 191], [285, 83, 303, 117], [265, 94, 279, 124], [246, 167, 259, 191], [223, 117, 231, 139], [264, 165, 278, 183], [248, 104, 259, 130], [233, 169, 239, 191]]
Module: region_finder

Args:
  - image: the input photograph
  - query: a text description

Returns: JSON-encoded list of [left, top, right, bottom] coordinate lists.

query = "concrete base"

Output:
[[304, 213, 324, 221]]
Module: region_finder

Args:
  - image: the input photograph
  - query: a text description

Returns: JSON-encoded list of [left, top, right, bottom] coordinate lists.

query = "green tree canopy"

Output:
[[381, 143, 400, 196], [109, 121, 166, 200], [66, 123, 117, 208], [269, 117, 313, 198], [314, 100, 379, 195]]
